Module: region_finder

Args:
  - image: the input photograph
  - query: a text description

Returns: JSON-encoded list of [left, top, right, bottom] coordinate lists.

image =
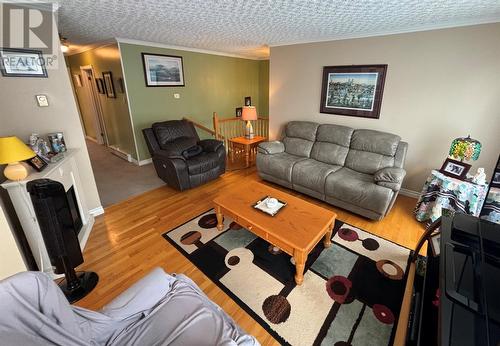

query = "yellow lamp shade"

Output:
[[0, 136, 36, 164]]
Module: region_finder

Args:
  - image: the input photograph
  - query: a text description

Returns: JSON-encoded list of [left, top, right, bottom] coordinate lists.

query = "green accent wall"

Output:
[[67, 44, 137, 158], [119, 42, 269, 161]]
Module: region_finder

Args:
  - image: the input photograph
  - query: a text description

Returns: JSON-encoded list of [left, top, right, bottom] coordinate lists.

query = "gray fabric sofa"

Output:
[[257, 121, 408, 220]]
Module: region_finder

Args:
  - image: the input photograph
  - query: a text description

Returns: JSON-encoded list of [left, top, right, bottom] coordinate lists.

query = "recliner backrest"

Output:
[[282, 121, 319, 157], [310, 124, 354, 166], [152, 120, 199, 150], [344, 129, 401, 174]]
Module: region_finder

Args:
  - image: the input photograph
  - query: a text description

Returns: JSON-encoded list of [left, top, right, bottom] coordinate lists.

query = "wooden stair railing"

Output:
[[182, 117, 217, 138], [213, 112, 269, 152]]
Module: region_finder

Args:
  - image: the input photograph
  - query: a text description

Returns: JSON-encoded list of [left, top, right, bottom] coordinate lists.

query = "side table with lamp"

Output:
[[0, 136, 36, 181], [414, 135, 487, 223]]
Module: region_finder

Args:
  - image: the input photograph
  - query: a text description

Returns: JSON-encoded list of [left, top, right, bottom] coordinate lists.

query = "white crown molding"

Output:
[[269, 17, 500, 49], [116, 37, 266, 60], [64, 39, 117, 56]]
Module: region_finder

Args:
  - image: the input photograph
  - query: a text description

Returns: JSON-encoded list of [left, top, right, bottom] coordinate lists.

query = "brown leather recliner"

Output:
[[143, 120, 225, 191]]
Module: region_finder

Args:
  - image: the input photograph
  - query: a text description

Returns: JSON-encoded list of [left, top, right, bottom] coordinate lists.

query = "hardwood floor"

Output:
[[76, 166, 425, 345]]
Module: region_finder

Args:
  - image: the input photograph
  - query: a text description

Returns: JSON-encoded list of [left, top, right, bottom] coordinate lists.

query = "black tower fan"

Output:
[[27, 179, 98, 303]]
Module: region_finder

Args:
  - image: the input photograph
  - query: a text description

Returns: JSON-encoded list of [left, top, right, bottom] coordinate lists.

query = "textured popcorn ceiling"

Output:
[[58, 0, 500, 58]]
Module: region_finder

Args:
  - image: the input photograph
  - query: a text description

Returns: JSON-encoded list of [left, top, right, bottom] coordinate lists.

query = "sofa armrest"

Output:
[[374, 167, 406, 191], [198, 139, 223, 153], [258, 141, 285, 155], [100, 268, 174, 319]]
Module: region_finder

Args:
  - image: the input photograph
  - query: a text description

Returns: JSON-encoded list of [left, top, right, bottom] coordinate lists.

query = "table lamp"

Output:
[[449, 135, 481, 162], [241, 106, 257, 139], [0, 136, 36, 181]]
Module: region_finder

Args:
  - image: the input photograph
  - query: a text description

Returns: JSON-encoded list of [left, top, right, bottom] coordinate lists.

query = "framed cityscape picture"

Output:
[[320, 64, 387, 119], [142, 53, 184, 87]]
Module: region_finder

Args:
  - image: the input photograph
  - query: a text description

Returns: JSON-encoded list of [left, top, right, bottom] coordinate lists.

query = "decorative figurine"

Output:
[[472, 168, 487, 185]]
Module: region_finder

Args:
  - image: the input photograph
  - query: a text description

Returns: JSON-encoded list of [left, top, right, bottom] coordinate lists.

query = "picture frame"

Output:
[[320, 64, 387, 119], [142, 53, 184, 87], [439, 157, 471, 180], [235, 107, 243, 117], [117, 77, 125, 93], [102, 71, 116, 98], [0, 48, 48, 78], [27, 155, 48, 172], [244, 96, 251, 106], [96, 78, 105, 94], [73, 74, 82, 87]]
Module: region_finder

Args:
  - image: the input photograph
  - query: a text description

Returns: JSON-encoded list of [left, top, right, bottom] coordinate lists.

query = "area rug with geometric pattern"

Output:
[[162, 209, 411, 346]]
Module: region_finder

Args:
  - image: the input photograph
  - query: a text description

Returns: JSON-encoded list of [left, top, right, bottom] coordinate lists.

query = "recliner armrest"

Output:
[[258, 141, 285, 155], [374, 167, 406, 191], [155, 148, 186, 161], [198, 139, 223, 153]]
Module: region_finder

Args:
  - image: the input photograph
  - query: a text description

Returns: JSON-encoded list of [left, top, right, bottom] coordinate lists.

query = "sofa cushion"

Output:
[[186, 152, 219, 175], [257, 152, 307, 183], [316, 124, 354, 146], [350, 129, 401, 156], [310, 124, 354, 166], [292, 159, 341, 193], [325, 167, 394, 215], [285, 121, 319, 141], [344, 149, 395, 175], [283, 137, 314, 157]]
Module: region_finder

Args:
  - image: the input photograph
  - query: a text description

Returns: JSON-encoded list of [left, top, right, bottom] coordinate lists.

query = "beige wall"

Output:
[[67, 44, 137, 158], [0, 13, 101, 212], [269, 23, 500, 192]]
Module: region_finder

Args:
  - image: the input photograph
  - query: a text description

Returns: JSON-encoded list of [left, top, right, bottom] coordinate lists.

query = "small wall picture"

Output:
[[235, 107, 243, 117], [440, 158, 471, 180], [73, 74, 82, 87], [0, 48, 48, 78], [244, 96, 251, 106], [27, 155, 48, 172], [117, 77, 125, 93], [142, 53, 184, 87], [96, 78, 105, 94], [103, 71, 116, 98], [320, 64, 387, 119], [47, 132, 67, 153]]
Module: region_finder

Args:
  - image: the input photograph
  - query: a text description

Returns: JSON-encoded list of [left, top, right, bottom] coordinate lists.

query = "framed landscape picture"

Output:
[[142, 53, 184, 87], [320, 64, 387, 119], [0, 48, 48, 78]]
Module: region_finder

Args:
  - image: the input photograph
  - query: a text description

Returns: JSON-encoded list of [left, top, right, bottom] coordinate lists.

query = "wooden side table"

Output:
[[228, 136, 266, 168]]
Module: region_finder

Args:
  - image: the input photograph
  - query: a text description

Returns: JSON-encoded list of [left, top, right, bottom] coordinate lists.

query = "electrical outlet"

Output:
[[36, 94, 49, 107], [173, 93, 180, 99]]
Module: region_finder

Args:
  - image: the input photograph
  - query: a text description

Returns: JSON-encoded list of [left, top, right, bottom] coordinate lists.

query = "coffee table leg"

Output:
[[216, 206, 224, 231], [323, 221, 334, 248], [294, 250, 306, 285]]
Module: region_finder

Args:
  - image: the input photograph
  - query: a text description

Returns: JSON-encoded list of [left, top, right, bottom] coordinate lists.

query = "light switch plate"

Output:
[[36, 94, 49, 107], [173, 93, 180, 99]]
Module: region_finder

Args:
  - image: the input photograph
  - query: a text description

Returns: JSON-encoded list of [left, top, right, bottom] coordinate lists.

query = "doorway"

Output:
[[79, 66, 108, 145]]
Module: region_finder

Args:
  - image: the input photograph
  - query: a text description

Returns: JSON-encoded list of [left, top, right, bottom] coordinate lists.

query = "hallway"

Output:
[[86, 140, 164, 207]]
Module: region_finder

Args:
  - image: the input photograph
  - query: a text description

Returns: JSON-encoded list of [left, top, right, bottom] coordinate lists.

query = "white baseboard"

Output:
[[108, 145, 132, 162], [85, 136, 98, 143], [89, 206, 105, 216], [399, 188, 420, 199], [131, 158, 153, 166]]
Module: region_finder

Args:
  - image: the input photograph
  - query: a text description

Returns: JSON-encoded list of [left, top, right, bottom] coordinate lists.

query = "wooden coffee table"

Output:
[[213, 182, 336, 285]]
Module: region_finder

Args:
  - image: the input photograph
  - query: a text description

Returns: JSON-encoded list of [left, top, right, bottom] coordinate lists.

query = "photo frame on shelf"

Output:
[[27, 155, 48, 172], [235, 107, 242, 117], [244, 96, 251, 106], [439, 158, 471, 180], [103, 71, 116, 98], [0, 48, 48, 78], [320, 64, 387, 119], [142, 53, 184, 87]]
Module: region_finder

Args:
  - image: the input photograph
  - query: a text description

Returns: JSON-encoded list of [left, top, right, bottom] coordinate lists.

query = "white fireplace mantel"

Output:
[[1, 149, 98, 277]]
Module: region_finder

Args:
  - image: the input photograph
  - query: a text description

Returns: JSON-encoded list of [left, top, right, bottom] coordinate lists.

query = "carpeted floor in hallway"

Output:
[[86, 140, 164, 207]]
